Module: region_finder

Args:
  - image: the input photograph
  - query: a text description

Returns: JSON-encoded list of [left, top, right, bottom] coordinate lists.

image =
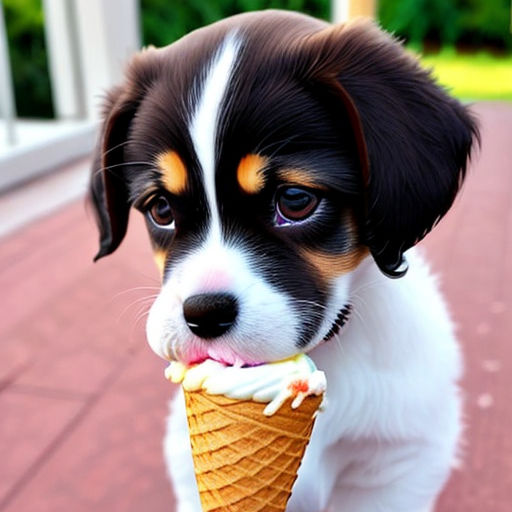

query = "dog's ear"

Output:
[[89, 86, 135, 261], [303, 19, 479, 277], [89, 50, 161, 261]]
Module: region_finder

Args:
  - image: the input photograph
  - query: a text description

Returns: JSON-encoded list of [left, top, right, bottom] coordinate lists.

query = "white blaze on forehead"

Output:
[[144, 33, 303, 366], [189, 33, 241, 240]]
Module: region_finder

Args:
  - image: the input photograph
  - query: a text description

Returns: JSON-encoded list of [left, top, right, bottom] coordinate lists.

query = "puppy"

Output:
[[89, 10, 478, 512]]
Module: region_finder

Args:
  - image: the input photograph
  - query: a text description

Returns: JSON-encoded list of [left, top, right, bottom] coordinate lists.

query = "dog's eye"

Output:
[[148, 196, 174, 227], [276, 187, 319, 224]]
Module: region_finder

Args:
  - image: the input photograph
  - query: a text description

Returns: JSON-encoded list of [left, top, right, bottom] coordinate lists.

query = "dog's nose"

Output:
[[183, 292, 238, 339]]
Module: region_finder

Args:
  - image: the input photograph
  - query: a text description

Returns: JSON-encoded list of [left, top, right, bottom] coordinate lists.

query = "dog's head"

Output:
[[89, 11, 478, 366]]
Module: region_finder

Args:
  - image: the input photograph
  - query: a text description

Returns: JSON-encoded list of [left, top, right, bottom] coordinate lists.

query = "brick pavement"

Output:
[[0, 102, 510, 511]]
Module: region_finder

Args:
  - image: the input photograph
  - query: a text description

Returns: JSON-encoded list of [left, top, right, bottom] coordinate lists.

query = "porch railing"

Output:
[[0, 2, 16, 147], [0, 0, 140, 190], [0, 0, 373, 191]]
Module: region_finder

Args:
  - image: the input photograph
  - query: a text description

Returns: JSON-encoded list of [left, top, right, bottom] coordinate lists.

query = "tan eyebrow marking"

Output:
[[277, 168, 328, 190], [156, 150, 188, 194], [153, 249, 167, 277], [237, 154, 268, 194]]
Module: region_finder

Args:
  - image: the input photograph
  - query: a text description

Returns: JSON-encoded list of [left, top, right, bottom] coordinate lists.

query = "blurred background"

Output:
[[0, 1, 511, 511]]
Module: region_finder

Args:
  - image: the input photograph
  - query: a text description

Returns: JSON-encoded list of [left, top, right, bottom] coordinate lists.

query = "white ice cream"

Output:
[[165, 354, 326, 416]]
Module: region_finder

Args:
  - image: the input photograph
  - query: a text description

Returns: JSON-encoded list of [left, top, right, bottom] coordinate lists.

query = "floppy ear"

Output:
[[304, 19, 479, 277], [89, 87, 135, 260], [89, 49, 161, 261]]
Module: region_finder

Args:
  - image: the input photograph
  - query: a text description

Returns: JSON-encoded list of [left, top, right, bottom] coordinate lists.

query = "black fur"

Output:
[[301, 20, 479, 275], [89, 10, 478, 287]]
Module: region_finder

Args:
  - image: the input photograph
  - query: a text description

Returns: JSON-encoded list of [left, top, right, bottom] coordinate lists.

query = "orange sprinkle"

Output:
[[288, 379, 309, 394]]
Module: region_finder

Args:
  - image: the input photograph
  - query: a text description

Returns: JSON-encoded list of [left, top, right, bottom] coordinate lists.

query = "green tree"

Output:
[[4, 0, 54, 118], [141, 0, 330, 47], [457, 0, 512, 49], [378, 0, 511, 51]]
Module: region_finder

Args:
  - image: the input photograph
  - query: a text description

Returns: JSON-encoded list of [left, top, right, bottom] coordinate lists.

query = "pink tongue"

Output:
[[207, 346, 248, 368], [184, 345, 262, 368]]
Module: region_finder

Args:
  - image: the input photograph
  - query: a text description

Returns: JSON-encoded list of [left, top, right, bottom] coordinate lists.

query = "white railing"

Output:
[[0, 1, 16, 146], [0, 0, 140, 191], [0, 0, 374, 191]]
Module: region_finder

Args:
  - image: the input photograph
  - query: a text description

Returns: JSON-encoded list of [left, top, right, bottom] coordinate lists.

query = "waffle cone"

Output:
[[184, 389, 322, 512]]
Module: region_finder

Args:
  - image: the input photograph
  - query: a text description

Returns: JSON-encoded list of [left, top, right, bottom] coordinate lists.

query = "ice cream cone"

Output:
[[184, 388, 322, 512]]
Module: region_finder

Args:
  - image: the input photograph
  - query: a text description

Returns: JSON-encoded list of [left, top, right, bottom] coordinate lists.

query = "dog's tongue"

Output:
[[206, 345, 251, 368], [184, 344, 261, 368]]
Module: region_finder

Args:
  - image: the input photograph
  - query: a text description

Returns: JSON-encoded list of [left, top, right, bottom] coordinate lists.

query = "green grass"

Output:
[[417, 48, 512, 101]]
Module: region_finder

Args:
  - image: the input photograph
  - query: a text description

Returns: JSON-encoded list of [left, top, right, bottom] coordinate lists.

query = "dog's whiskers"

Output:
[[292, 299, 329, 311], [100, 137, 160, 160], [100, 139, 133, 159], [256, 133, 302, 159], [111, 286, 161, 300], [351, 277, 385, 297], [117, 295, 159, 323], [91, 161, 158, 180], [133, 308, 151, 330], [346, 299, 367, 326]]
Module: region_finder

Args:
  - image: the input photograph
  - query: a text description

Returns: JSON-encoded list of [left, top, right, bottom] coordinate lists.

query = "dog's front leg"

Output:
[[164, 389, 202, 512]]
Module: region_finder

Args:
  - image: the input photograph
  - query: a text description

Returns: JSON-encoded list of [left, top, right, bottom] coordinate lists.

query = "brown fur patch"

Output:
[[153, 249, 167, 276], [237, 154, 268, 194], [157, 151, 187, 194], [302, 247, 369, 281], [277, 168, 328, 190], [302, 212, 368, 280]]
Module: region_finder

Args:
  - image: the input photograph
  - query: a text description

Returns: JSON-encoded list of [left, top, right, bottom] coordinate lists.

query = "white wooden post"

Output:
[[42, 0, 85, 119], [332, 0, 376, 23], [73, 0, 141, 120], [43, 0, 140, 121], [0, 1, 17, 145]]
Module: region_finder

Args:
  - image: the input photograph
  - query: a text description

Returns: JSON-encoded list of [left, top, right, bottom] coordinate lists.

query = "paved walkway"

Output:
[[0, 102, 511, 511]]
